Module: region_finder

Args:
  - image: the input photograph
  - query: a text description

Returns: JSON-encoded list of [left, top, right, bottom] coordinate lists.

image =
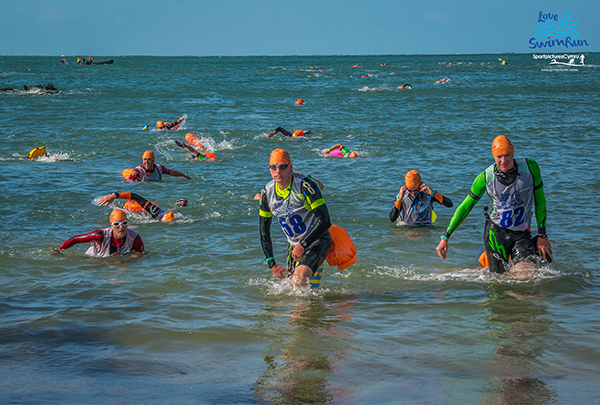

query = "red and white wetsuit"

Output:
[[57, 227, 144, 257]]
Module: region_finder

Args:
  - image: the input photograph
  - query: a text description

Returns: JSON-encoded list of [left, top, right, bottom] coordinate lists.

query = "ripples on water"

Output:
[[0, 54, 599, 403]]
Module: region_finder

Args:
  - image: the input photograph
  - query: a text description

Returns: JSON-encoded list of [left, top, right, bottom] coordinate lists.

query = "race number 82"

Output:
[[500, 207, 525, 228]]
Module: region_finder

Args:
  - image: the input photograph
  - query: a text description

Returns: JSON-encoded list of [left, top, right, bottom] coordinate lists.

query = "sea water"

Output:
[[0, 54, 599, 404]]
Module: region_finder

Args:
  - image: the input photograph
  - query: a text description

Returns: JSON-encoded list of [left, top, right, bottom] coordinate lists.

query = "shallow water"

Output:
[[1, 54, 599, 404]]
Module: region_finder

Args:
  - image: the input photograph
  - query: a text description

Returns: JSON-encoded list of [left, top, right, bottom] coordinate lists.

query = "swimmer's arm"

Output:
[[258, 191, 275, 266], [527, 158, 547, 235], [329, 144, 343, 151], [55, 230, 104, 250], [163, 166, 191, 180], [444, 172, 486, 238], [308, 176, 324, 190], [126, 193, 162, 219], [433, 193, 453, 208], [127, 168, 140, 181], [421, 184, 453, 207], [300, 178, 332, 246]]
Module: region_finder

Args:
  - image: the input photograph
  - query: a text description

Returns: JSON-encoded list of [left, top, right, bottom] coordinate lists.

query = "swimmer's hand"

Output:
[[536, 237, 553, 262], [98, 193, 118, 206], [420, 184, 433, 196], [291, 243, 305, 261], [436, 238, 448, 260], [322, 148, 330, 154], [399, 186, 407, 199], [271, 263, 292, 280], [51, 248, 62, 254], [175, 140, 186, 148], [267, 131, 276, 138]]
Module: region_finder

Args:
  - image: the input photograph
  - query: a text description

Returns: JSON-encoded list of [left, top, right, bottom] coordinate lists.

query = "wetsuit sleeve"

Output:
[[126, 193, 162, 219], [57, 230, 104, 250], [527, 158, 547, 235], [389, 196, 402, 222], [275, 127, 292, 136], [444, 171, 486, 238], [259, 190, 276, 268], [127, 169, 139, 181], [300, 177, 331, 247], [159, 165, 172, 175], [432, 192, 453, 208], [132, 235, 144, 253]]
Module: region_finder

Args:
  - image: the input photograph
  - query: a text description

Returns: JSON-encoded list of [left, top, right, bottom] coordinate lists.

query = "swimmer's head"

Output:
[[270, 148, 291, 165], [156, 120, 164, 129], [293, 130, 304, 137], [405, 170, 422, 189], [348, 151, 358, 158], [142, 150, 155, 170], [109, 209, 128, 238], [491, 135, 514, 157], [161, 211, 175, 222], [142, 150, 155, 161]]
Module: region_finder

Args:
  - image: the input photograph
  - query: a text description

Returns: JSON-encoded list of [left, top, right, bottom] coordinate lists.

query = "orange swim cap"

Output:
[[156, 121, 164, 129], [405, 170, 422, 189], [142, 150, 155, 161], [161, 211, 175, 222], [348, 151, 358, 158], [270, 148, 291, 165], [295, 99, 304, 105], [292, 130, 304, 137], [491, 135, 514, 157], [109, 209, 128, 223]]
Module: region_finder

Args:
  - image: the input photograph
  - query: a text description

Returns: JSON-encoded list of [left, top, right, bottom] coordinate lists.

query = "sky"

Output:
[[0, 0, 598, 56]]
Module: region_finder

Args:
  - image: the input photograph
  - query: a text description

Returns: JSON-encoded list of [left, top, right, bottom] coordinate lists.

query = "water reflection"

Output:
[[253, 296, 357, 404], [482, 285, 556, 404]]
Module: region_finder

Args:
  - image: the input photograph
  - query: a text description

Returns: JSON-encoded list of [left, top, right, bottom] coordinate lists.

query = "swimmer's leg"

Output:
[[484, 221, 510, 274]]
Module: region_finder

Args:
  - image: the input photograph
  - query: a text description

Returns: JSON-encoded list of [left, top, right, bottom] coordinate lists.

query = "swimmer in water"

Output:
[[321, 144, 358, 158], [259, 148, 332, 287], [398, 83, 412, 89], [98, 192, 177, 222], [127, 150, 191, 182], [52, 209, 144, 257], [175, 140, 215, 160], [389, 170, 453, 226], [156, 116, 186, 131], [267, 127, 312, 138], [435, 135, 552, 279]]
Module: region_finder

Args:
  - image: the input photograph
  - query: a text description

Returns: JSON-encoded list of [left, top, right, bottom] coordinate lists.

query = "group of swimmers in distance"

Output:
[[41, 109, 551, 285]]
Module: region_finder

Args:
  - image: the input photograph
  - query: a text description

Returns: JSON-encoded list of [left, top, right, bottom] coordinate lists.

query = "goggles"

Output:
[[111, 220, 129, 227], [269, 163, 289, 171]]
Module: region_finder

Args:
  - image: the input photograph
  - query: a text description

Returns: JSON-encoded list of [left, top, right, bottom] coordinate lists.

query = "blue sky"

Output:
[[1, 0, 597, 56]]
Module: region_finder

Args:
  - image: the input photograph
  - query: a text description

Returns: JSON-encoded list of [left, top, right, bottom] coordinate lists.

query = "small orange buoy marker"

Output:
[[325, 224, 357, 272], [295, 99, 304, 105]]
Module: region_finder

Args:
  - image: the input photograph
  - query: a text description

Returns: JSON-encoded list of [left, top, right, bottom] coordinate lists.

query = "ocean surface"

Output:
[[0, 54, 599, 404]]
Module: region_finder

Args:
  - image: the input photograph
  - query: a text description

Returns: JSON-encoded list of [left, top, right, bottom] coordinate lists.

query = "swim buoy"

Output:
[[478, 251, 488, 267], [295, 99, 304, 105], [325, 224, 357, 271], [28, 146, 46, 159], [185, 133, 204, 149], [122, 168, 134, 179], [124, 200, 144, 211], [203, 152, 216, 160]]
